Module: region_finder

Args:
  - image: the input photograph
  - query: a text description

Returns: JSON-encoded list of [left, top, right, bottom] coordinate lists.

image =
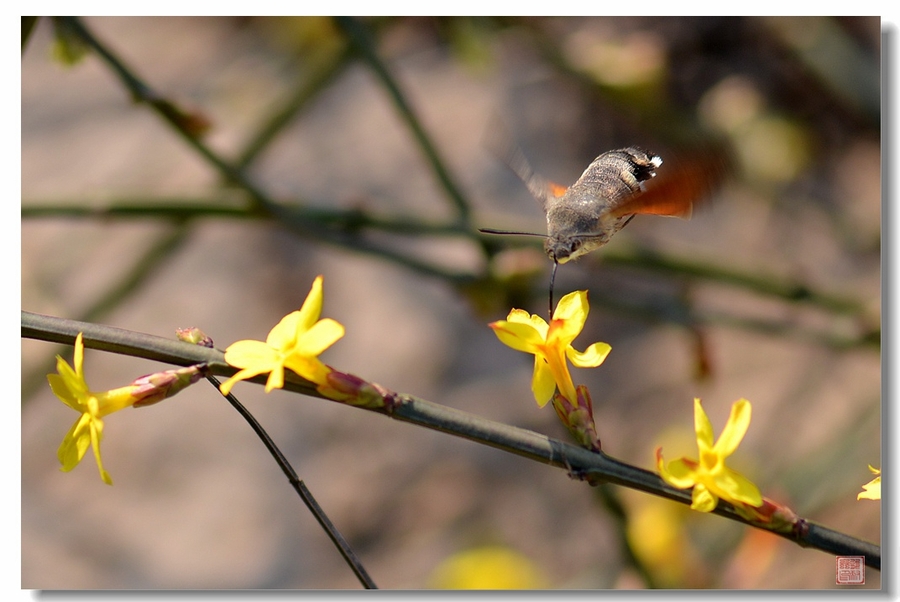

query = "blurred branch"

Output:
[[762, 17, 880, 126], [22, 311, 882, 571], [595, 484, 659, 588], [22, 17, 39, 52], [49, 16, 477, 286], [334, 17, 474, 225], [22, 199, 470, 237], [21, 225, 192, 402], [601, 245, 868, 316], [52, 17, 272, 210], [235, 44, 354, 170], [23, 197, 878, 349]]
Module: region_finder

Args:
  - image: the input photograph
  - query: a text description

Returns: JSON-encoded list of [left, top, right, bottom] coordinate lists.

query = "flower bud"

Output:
[[176, 327, 214, 348], [551, 384, 601, 452], [131, 364, 208, 408]]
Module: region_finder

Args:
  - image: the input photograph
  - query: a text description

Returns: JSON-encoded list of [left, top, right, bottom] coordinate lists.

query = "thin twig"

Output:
[[22, 311, 881, 571], [209, 375, 377, 589]]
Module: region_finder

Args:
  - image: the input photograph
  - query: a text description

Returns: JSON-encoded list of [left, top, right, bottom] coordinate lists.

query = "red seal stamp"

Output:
[[836, 556, 865, 585]]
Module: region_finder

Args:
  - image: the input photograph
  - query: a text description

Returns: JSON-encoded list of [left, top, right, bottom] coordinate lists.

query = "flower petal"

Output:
[[57, 414, 92, 471], [266, 311, 303, 350], [224, 339, 279, 369], [531, 357, 557, 407], [552, 290, 588, 326], [693, 398, 715, 450], [219, 366, 273, 396], [490, 320, 545, 353], [712, 468, 763, 507], [284, 355, 331, 387], [48, 372, 80, 410], [658, 456, 699, 489], [295, 275, 325, 333], [567, 342, 612, 368], [294, 318, 345, 356], [713, 398, 751, 457], [73, 332, 85, 379], [89, 415, 112, 485], [690, 484, 718, 512], [264, 365, 286, 393]]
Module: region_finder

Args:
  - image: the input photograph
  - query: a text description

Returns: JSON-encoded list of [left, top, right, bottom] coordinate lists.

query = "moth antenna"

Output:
[[479, 228, 547, 238]]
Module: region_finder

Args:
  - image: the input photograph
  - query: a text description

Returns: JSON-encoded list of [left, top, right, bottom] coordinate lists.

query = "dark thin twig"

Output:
[[21, 311, 881, 571], [208, 375, 377, 589]]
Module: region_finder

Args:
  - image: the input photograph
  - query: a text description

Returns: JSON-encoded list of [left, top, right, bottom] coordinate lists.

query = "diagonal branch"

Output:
[[22, 310, 881, 571]]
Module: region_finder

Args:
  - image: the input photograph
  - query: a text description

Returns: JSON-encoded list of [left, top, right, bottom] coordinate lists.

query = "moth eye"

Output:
[[569, 240, 582, 253]]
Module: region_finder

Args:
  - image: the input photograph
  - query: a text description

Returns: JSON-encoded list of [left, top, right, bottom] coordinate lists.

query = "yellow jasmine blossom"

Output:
[[858, 465, 881, 501], [489, 290, 611, 407], [657, 398, 763, 512], [219, 275, 344, 396], [47, 333, 139, 485], [429, 546, 547, 589]]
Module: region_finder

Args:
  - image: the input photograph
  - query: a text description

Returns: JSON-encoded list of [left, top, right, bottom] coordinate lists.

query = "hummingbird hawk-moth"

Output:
[[482, 137, 729, 315]]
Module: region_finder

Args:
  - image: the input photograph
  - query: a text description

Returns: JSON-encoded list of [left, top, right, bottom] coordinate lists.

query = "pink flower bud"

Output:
[[131, 364, 208, 408]]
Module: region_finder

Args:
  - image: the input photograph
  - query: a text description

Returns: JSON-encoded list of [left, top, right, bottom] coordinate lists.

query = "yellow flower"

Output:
[[858, 465, 881, 501], [657, 398, 763, 512], [428, 546, 547, 589], [489, 290, 611, 407], [219, 275, 344, 396], [47, 333, 139, 485]]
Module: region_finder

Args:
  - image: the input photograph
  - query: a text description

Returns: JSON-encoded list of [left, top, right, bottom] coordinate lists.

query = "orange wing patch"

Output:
[[548, 182, 569, 198], [610, 149, 730, 219]]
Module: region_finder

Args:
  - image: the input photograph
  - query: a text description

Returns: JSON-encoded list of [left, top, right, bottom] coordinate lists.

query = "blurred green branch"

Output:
[[20, 225, 192, 403], [34, 17, 878, 355], [334, 16, 473, 225], [22, 16, 39, 52], [48, 17, 478, 284], [601, 245, 868, 316], [22, 197, 878, 350], [22, 310, 882, 571], [235, 45, 355, 171]]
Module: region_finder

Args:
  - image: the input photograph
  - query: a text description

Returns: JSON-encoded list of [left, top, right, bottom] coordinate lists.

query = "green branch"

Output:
[[334, 17, 473, 225], [22, 310, 881, 571]]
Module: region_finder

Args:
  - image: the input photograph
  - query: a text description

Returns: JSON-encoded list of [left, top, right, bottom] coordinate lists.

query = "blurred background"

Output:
[[21, 17, 881, 589]]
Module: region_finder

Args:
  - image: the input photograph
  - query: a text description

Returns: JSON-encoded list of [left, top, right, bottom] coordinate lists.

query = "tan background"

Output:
[[21, 17, 881, 589]]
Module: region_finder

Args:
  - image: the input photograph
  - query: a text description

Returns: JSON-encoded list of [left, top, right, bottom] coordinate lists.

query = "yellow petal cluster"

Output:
[[219, 275, 344, 396], [489, 290, 610, 406], [657, 398, 763, 512], [48, 333, 140, 485]]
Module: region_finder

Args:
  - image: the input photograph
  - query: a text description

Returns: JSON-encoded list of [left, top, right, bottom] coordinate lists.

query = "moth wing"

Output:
[[608, 148, 730, 219], [485, 121, 568, 210]]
